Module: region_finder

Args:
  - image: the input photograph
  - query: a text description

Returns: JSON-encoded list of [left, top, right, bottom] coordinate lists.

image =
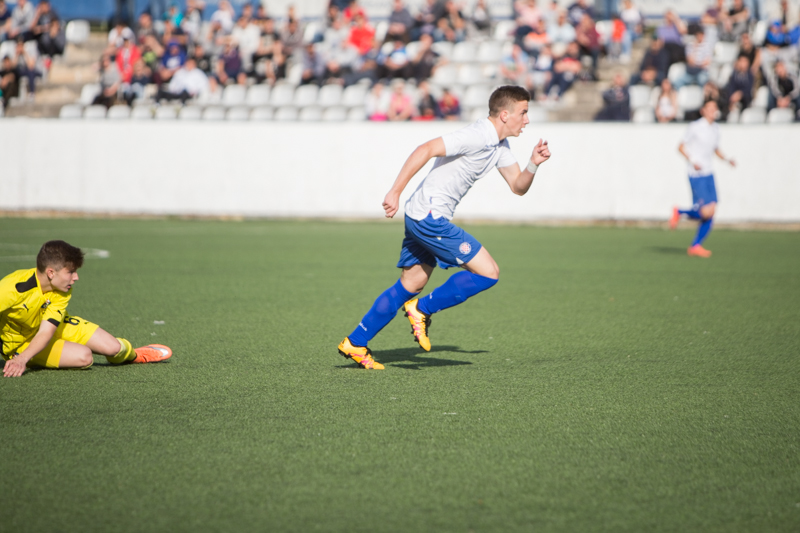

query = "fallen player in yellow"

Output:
[[1, 240, 171, 377]]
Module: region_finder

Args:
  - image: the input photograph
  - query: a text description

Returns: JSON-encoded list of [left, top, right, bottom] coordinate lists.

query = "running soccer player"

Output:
[[338, 85, 551, 369], [669, 99, 736, 258], [1, 240, 172, 378]]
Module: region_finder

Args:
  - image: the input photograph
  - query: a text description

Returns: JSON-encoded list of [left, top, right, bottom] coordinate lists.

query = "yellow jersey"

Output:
[[0, 268, 71, 357]]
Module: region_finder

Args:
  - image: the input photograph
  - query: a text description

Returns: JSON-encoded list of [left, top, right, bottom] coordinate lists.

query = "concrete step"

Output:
[[47, 61, 98, 85], [5, 102, 63, 118]]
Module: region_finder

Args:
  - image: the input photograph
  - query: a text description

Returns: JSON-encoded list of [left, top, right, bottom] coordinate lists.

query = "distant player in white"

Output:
[[670, 99, 735, 257], [338, 86, 552, 369]]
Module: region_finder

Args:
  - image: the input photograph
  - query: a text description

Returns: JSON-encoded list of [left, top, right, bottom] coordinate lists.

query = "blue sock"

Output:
[[692, 218, 713, 246], [417, 271, 498, 315], [679, 208, 702, 220], [349, 279, 417, 347]]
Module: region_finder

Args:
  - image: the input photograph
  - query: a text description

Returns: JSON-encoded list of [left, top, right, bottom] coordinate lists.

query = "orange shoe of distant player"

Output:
[[669, 207, 680, 230], [687, 245, 712, 258], [132, 344, 172, 363]]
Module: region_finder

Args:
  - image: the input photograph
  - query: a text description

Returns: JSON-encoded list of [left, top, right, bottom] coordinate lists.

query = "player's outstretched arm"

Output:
[[715, 148, 735, 167], [499, 138, 551, 196], [383, 137, 446, 218], [679, 142, 702, 171], [2, 321, 57, 377]]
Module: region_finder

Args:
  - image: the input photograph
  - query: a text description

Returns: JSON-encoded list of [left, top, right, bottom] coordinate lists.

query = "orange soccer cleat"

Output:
[[669, 207, 680, 230], [687, 245, 712, 258], [132, 344, 173, 363], [404, 299, 432, 352], [338, 338, 384, 369]]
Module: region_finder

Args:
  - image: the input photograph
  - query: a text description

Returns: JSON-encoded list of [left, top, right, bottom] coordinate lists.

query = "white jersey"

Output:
[[404, 119, 518, 221], [682, 118, 719, 178]]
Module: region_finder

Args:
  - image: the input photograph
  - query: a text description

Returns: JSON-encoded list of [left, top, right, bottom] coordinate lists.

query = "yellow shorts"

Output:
[[5, 316, 99, 369]]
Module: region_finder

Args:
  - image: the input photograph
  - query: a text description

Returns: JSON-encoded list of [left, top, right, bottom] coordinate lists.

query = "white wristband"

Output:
[[526, 160, 538, 174]]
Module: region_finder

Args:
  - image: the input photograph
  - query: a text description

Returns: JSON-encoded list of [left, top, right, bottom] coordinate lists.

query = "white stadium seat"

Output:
[[317, 84, 343, 107], [178, 106, 202, 120], [463, 85, 491, 108], [667, 62, 686, 85], [476, 41, 503, 64], [751, 20, 768, 46], [250, 106, 274, 121], [767, 107, 795, 124], [274, 105, 299, 121], [405, 41, 421, 59], [270, 83, 295, 106], [374, 21, 389, 43], [714, 42, 739, 64], [322, 106, 347, 122], [293, 84, 319, 107], [629, 85, 652, 109], [739, 107, 766, 124], [79, 83, 101, 106], [752, 86, 769, 109], [715, 63, 733, 86], [632, 107, 655, 123], [246, 84, 271, 106], [130, 105, 153, 120], [452, 41, 477, 63], [202, 106, 225, 120], [222, 84, 247, 106], [431, 41, 454, 60], [430, 64, 457, 86], [493, 20, 516, 41], [677, 85, 704, 117], [155, 106, 177, 120], [82, 105, 107, 119], [226, 106, 250, 121], [65, 20, 90, 45], [341, 84, 368, 107], [468, 107, 487, 122], [457, 64, 483, 85], [106, 105, 130, 120], [59, 104, 82, 119], [527, 105, 548, 123], [299, 105, 323, 121], [595, 20, 613, 44], [347, 106, 366, 121]]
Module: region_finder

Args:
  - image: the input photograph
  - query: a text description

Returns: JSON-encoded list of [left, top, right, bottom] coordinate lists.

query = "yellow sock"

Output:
[[107, 338, 136, 365]]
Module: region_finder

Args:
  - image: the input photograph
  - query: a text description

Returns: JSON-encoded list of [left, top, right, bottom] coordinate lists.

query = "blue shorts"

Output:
[[689, 174, 718, 207], [397, 213, 482, 270]]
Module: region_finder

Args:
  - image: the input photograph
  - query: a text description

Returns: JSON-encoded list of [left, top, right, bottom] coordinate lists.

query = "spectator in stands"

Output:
[[598, 0, 618, 21], [522, 19, 550, 57], [157, 57, 208, 103], [108, 19, 135, 50], [567, 0, 595, 27], [548, 10, 575, 45], [438, 87, 461, 119], [620, 0, 642, 40], [413, 0, 442, 41], [320, 16, 356, 84], [471, 0, 492, 34], [36, 17, 64, 58], [0, 0, 12, 43], [344, 0, 368, 24], [0, 55, 19, 106], [675, 28, 712, 88], [215, 41, 245, 85], [366, 81, 389, 120], [575, 13, 600, 79], [414, 80, 441, 119], [514, 0, 541, 43], [410, 32, 441, 82], [232, 15, 260, 74], [719, 0, 750, 42], [737, 33, 761, 78], [210, 0, 235, 34], [699, 81, 725, 120], [92, 54, 121, 108], [433, 16, 456, 43], [381, 39, 412, 79], [631, 38, 667, 86], [544, 40, 580, 100], [8, 0, 34, 42], [191, 43, 213, 75], [442, 0, 467, 42], [655, 78, 678, 122], [541, 0, 560, 28], [182, 0, 204, 44], [595, 72, 630, 121], [725, 55, 754, 113], [126, 59, 152, 102], [115, 36, 140, 86], [387, 0, 414, 42], [30, 0, 57, 46], [607, 13, 630, 63], [136, 12, 156, 42], [656, 9, 687, 67], [500, 44, 532, 89], [387, 79, 414, 121], [166, 3, 183, 27], [348, 13, 374, 55], [161, 19, 188, 48], [767, 61, 800, 116], [14, 38, 39, 97], [531, 43, 554, 95], [300, 42, 326, 85], [158, 41, 186, 83]]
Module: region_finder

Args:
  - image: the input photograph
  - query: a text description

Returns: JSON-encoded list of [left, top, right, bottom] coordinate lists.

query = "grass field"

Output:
[[0, 218, 798, 533]]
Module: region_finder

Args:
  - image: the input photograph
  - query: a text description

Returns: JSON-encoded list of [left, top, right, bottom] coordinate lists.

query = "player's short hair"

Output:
[[489, 86, 531, 117], [36, 240, 84, 272]]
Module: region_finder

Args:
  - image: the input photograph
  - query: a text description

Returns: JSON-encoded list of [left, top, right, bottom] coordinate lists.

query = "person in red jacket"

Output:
[[115, 36, 141, 84], [348, 12, 375, 55]]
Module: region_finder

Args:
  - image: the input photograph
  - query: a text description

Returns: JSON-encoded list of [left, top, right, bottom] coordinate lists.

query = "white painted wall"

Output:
[[0, 120, 798, 223]]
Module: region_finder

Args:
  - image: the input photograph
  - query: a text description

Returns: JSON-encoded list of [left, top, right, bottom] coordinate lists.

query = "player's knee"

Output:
[[75, 347, 93, 369]]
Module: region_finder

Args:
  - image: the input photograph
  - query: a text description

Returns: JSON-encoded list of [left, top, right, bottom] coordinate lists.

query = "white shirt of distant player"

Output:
[[404, 118, 518, 221], [682, 117, 719, 177]]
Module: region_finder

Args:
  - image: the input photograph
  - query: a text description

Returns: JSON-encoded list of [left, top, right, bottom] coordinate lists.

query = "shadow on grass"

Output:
[[338, 345, 484, 370], [647, 246, 687, 255]]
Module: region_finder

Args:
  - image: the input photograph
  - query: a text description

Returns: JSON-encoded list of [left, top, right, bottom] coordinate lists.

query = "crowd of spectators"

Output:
[[597, 0, 800, 122], [0, 0, 65, 106]]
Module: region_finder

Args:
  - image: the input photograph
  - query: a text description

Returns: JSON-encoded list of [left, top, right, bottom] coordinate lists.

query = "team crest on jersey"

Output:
[[41, 299, 51, 310], [459, 242, 472, 255]]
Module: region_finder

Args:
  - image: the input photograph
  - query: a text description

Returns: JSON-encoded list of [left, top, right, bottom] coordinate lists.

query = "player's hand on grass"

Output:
[[383, 191, 400, 218], [531, 139, 551, 166], [3, 358, 27, 378]]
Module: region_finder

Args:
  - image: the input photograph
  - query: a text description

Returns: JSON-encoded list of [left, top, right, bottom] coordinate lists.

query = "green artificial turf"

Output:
[[0, 218, 798, 533]]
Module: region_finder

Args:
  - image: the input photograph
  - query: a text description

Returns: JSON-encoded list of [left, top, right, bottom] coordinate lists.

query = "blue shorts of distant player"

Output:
[[689, 174, 718, 207], [397, 213, 482, 270]]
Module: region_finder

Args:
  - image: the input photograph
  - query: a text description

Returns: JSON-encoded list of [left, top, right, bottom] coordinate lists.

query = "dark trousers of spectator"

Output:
[[595, 102, 630, 121], [579, 45, 599, 79], [663, 42, 686, 69], [17, 63, 40, 94], [156, 88, 192, 104], [767, 92, 800, 114], [38, 33, 65, 57], [0, 78, 19, 107], [92, 93, 117, 108], [377, 63, 413, 80], [546, 71, 575, 97]]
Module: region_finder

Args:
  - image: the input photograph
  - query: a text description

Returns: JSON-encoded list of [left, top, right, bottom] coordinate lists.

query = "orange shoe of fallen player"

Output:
[[132, 344, 173, 363], [687, 244, 712, 258], [669, 207, 680, 230]]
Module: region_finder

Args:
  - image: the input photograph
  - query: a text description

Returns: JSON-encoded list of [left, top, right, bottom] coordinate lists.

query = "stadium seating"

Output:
[[493, 20, 516, 41], [430, 64, 457, 86], [677, 85, 704, 118], [457, 64, 483, 85], [667, 62, 686, 85], [293, 84, 319, 107], [79, 84, 101, 106], [65, 20, 90, 45], [739, 107, 766, 124], [269, 83, 295, 106], [130, 105, 154, 120], [752, 86, 769, 109], [767, 108, 795, 124], [107, 105, 131, 120], [452, 42, 478, 63], [628, 85, 652, 110], [714, 42, 739, 64], [317, 84, 343, 107], [58, 104, 82, 119], [274, 105, 299, 121], [527, 105, 548, 123], [0, 41, 15, 60], [476, 41, 503, 64], [82, 105, 107, 119], [341, 84, 368, 107], [202, 106, 225, 120], [245, 85, 271, 106], [347, 106, 367, 121], [632, 107, 655, 123], [299, 105, 323, 122], [250, 106, 274, 121], [322, 106, 347, 122], [222, 84, 247, 106], [178, 105, 202, 120], [155, 106, 178, 120], [226, 106, 250, 121], [431, 41, 454, 60]]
